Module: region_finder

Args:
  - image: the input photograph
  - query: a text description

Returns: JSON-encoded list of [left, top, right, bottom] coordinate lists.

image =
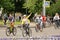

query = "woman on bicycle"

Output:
[[53, 13, 60, 28]]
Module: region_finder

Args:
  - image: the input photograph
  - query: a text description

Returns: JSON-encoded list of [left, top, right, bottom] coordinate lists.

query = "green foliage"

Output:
[[46, 0, 60, 16], [0, 0, 15, 13], [23, 0, 43, 14]]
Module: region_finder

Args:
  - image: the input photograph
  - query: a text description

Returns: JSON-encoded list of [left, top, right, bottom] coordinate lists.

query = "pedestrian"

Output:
[[3, 14, 8, 25]]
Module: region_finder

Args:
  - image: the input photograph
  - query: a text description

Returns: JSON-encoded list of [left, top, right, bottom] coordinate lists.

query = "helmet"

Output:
[[23, 15, 26, 17]]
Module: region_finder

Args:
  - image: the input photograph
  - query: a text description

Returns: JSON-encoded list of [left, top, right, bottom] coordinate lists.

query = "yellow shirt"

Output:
[[21, 14, 31, 24], [21, 18, 30, 24]]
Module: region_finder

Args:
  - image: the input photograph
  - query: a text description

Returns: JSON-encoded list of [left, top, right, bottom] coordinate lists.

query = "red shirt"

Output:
[[42, 16, 46, 22]]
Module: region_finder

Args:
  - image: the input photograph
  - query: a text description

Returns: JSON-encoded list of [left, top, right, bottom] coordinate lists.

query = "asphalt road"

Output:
[[0, 23, 60, 40]]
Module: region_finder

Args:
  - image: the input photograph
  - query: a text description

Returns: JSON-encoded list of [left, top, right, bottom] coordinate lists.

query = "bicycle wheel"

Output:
[[40, 26, 43, 31], [22, 29, 27, 37], [13, 27, 17, 36], [54, 23, 58, 29], [45, 21, 50, 27], [6, 27, 10, 36], [28, 28, 32, 37], [42, 23, 45, 28]]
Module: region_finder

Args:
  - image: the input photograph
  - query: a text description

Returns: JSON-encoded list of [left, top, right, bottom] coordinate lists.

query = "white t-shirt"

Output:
[[54, 16, 60, 20], [35, 16, 42, 23]]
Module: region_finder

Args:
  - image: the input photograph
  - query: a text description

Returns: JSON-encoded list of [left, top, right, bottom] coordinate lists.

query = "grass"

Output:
[[0, 20, 21, 26], [15, 21, 21, 25], [0, 20, 4, 25]]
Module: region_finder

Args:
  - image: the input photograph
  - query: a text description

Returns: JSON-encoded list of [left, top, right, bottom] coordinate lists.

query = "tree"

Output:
[[23, 0, 43, 14], [0, 0, 15, 13], [46, 0, 60, 16]]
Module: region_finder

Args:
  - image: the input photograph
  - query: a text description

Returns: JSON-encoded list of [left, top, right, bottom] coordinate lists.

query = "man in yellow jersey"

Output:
[[21, 13, 32, 34], [21, 13, 32, 25]]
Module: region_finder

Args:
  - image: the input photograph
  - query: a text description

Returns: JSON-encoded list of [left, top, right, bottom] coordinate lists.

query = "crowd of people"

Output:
[[3, 14, 14, 25], [1, 12, 60, 37], [2, 13, 60, 31]]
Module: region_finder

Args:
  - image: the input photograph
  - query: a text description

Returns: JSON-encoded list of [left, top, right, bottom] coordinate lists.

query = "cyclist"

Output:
[[35, 14, 43, 32], [42, 15, 46, 28], [21, 13, 32, 33], [53, 13, 60, 28], [8, 14, 14, 31]]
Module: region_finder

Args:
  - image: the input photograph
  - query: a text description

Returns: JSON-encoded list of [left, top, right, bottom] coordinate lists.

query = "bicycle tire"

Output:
[[22, 29, 27, 37], [28, 28, 32, 37], [54, 23, 58, 29], [6, 27, 10, 36], [13, 27, 17, 36]]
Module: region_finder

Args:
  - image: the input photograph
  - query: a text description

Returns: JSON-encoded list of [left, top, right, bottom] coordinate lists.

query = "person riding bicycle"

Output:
[[53, 13, 60, 27], [35, 15, 43, 32], [35, 15, 42, 24], [21, 13, 32, 32], [6, 14, 17, 36], [42, 15, 46, 28], [8, 14, 14, 28]]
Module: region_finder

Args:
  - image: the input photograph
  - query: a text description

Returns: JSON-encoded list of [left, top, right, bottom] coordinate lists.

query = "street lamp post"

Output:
[[43, 0, 46, 16], [26, 0, 28, 15]]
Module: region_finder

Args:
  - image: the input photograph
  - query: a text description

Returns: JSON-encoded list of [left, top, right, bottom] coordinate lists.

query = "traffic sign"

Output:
[[45, 1, 50, 7]]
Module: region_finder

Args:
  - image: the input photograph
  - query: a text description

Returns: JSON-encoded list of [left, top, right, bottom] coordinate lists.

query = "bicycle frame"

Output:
[[54, 20, 60, 27], [9, 22, 14, 33], [6, 22, 17, 36], [36, 23, 40, 29], [10, 27, 14, 33], [23, 24, 29, 31]]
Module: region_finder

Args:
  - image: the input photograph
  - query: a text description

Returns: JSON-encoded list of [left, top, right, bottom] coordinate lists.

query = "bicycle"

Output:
[[53, 20, 60, 29], [45, 20, 51, 27], [6, 22, 17, 36], [22, 24, 32, 37], [35, 22, 43, 32]]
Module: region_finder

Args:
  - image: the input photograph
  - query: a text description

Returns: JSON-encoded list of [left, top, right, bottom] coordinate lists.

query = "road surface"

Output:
[[0, 23, 60, 40]]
